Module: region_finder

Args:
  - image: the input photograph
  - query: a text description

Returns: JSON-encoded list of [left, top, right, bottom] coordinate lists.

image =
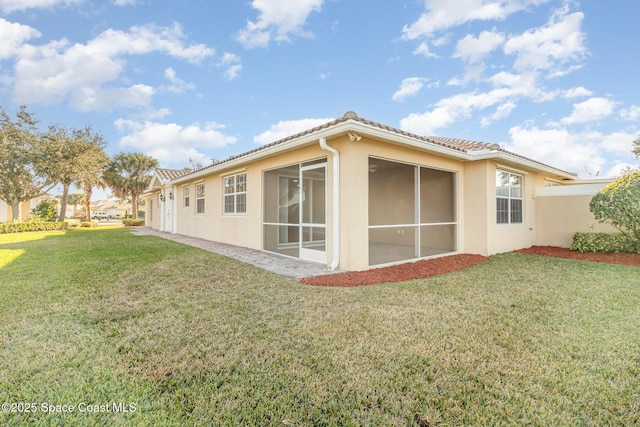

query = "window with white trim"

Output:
[[195, 182, 205, 214], [183, 185, 190, 208], [496, 171, 523, 224], [223, 172, 247, 214]]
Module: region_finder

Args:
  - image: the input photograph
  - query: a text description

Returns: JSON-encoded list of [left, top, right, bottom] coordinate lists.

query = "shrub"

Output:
[[31, 200, 58, 221], [122, 219, 145, 226], [571, 232, 637, 253], [590, 170, 640, 251], [79, 221, 99, 228], [0, 219, 68, 234]]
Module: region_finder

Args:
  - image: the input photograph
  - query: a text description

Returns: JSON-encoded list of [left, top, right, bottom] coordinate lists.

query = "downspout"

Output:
[[319, 137, 340, 270], [172, 185, 178, 234]]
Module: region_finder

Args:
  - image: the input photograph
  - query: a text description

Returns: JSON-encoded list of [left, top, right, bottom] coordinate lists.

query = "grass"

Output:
[[1, 228, 639, 426]]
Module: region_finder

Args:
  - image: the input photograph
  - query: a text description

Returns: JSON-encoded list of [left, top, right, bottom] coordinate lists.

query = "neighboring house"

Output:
[[0, 195, 50, 222], [143, 111, 615, 272], [92, 199, 133, 218]]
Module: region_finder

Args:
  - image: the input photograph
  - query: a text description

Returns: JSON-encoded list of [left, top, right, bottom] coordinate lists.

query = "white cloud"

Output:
[[0, 19, 41, 60], [481, 101, 516, 126], [8, 23, 213, 109], [217, 52, 242, 80], [160, 67, 196, 94], [402, 0, 551, 45], [403, 0, 542, 40], [254, 117, 332, 144], [564, 86, 592, 99], [560, 97, 616, 125], [392, 77, 426, 101], [503, 7, 586, 75], [235, 0, 324, 49], [454, 30, 505, 64], [70, 84, 154, 111], [115, 119, 237, 166], [413, 41, 439, 58], [400, 84, 530, 135], [620, 105, 640, 122], [605, 162, 636, 178], [506, 126, 605, 175], [0, 0, 80, 13], [505, 126, 637, 177], [112, 0, 138, 5]]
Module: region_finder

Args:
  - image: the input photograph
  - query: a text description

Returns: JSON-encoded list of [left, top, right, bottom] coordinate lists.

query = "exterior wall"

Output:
[[143, 132, 614, 270], [463, 161, 576, 256], [146, 193, 162, 230], [487, 166, 542, 254], [172, 144, 332, 255], [1, 199, 38, 222], [338, 136, 466, 270], [0, 200, 7, 222], [462, 161, 491, 255], [535, 191, 617, 248]]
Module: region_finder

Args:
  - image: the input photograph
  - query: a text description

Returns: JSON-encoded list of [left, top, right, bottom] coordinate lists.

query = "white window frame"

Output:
[[183, 185, 190, 208], [496, 170, 523, 225], [195, 182, 205, 215], [223, 172, 247, 215]]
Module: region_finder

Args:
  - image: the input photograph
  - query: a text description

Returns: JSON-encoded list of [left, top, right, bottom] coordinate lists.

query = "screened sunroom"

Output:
[[368, 157, 457, 266]]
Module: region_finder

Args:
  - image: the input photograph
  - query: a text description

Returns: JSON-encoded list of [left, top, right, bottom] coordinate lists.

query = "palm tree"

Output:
[[103, 152, 158, 219], [67, 193, 84, 217]]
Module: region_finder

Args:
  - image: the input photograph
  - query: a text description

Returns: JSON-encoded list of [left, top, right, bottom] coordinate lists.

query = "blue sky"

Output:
[[1, 0, 638, 195]]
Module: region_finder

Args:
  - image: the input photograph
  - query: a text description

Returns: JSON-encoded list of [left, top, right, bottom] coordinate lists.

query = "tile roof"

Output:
[[170, 111, 574, 181], [156, 168, 192, 181]]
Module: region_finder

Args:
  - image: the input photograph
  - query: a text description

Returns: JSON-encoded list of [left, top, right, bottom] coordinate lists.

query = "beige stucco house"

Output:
[[0, 195, 50, 222], [142, 111, 614, 271]]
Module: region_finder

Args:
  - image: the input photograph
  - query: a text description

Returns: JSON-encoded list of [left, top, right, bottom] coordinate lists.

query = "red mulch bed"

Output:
[[300, 254, 488, 287], [301, 247, 639, 287], [515, 245, 640, 267]]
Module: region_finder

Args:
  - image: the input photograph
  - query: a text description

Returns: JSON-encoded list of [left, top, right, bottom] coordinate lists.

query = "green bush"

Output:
[[122, 219, 145, 226], [0, 219, 68, 234], [79, 221, 99, 228], [571, 232, 637, 253], [590, 170, 640, 251], [31, 200, 58, 221]]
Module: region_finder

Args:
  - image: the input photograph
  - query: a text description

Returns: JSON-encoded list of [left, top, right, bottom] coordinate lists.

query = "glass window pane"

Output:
[[510, 175, 522, 198], [236, 173, 246, 192], [496, 198, 509, 224], [369, 158, 415, 226], [224, 195, 234, 213], [369, 226, 417, 266], [496, 171, 510, 196], [236, 193, 246, 213], [510, 199, 523, 223]]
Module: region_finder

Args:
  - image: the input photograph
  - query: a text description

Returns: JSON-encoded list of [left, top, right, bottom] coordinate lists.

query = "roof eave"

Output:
[[166, 117, 578, 184], [469, 150, 577, 180]]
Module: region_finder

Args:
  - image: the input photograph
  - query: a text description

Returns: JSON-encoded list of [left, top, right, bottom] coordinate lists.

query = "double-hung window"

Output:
[[183, 185, 190, 208], [496, 171, 523, 224], [223, 173, 247, 214], [195, 182, 205, 214]]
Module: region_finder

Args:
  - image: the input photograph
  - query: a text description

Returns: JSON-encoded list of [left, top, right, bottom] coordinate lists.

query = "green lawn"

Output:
[[1, 228, 639, 426]]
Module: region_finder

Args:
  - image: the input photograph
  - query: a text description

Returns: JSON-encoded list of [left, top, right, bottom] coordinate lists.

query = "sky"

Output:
[[1, 0, 639, 200]]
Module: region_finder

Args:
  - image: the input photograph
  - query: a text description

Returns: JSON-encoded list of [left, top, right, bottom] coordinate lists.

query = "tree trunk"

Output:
[[83, 182, 93, 221], [131, 194, 138, 219], [58, 183, 70, 222], [10, 200, 21, 221]]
